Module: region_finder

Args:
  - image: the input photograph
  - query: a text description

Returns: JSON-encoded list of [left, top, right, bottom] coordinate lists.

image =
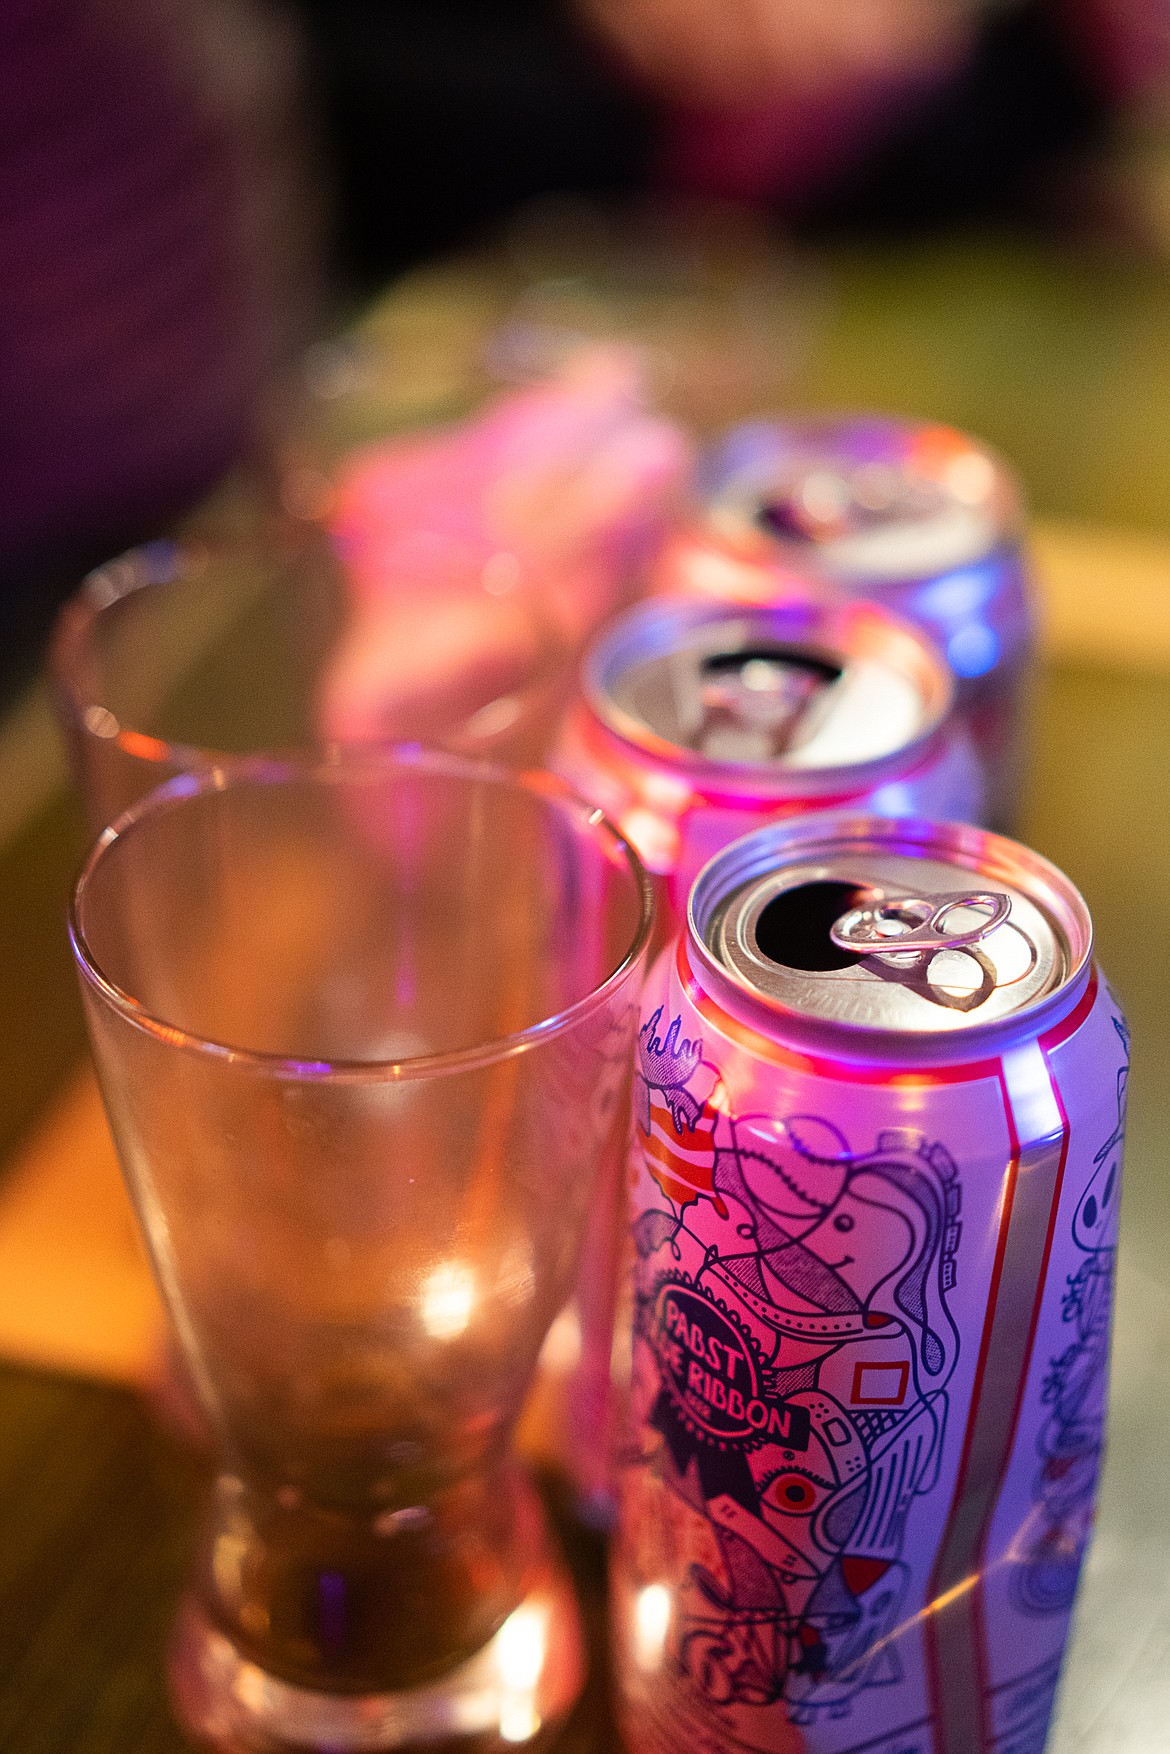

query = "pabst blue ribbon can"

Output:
[[613, 813, 1127, 1754], [653, 416, 1035, 832], [552, 596, 984, 924]]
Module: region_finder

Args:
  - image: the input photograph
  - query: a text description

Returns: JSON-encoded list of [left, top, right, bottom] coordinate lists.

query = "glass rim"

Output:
[[48, 537, 311, 777], [69, 748, 655, 1082], [48, 535, 569, 774]]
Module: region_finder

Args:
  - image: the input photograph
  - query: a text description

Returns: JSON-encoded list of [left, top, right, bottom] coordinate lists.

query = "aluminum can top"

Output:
[[688, 813, 1092, 1060], [583, 596, 954, 797], [700, 413, 1023, 584]]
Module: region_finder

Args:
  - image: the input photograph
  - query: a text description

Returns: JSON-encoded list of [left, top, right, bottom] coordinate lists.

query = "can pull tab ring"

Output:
[[829, 890, 1012, 956]]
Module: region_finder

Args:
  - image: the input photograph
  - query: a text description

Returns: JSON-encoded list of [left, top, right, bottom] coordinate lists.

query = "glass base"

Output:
[[167, 1569, 584, 1753]]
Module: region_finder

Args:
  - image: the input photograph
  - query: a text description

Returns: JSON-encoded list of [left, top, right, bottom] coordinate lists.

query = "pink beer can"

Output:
[[614, 813, 1127, 1754], [652, 416, 1035, 834], [552, 595, 985, 923]]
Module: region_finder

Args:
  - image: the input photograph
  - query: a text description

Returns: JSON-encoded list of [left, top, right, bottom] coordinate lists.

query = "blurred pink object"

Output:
[[576, 0, 972, 203], [317, 349, 691, 752]]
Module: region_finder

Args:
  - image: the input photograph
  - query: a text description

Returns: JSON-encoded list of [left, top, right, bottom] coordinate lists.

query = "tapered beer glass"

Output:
[[69, 753, 652, 1752], [50, 534, 571, 835]]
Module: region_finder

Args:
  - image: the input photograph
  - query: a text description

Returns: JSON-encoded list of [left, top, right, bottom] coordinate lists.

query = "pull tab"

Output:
[[829, 889, 1012, 956]]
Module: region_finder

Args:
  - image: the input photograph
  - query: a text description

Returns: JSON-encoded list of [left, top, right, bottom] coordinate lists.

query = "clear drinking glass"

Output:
[[69, 753, 652, 1752], [50, 531, 572, 835]]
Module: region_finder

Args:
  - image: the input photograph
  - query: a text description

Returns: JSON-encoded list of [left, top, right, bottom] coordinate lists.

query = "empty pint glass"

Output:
[[69, 753, 652, 1753], [50, 533, 570, 835]]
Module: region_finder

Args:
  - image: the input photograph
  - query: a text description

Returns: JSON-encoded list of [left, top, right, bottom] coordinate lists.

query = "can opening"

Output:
[[695, 645, 843, 762], [757, 489, 847, 543], [757, 495, 811, 541], [753, 880, 869, 972], [699, 645, 842, 688], [754, 464, 921, 544]]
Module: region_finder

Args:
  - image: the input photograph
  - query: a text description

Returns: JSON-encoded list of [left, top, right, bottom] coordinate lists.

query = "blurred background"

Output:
[[2, 2, 1170, 1748], [5, 0, 1170, 702]]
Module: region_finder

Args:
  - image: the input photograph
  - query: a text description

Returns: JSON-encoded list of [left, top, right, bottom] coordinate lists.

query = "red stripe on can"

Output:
[[924, 1037, 1073, 1754], [968, 1028, 1075, 1740], [1039, 964, 1099, 1050], [923, 1065, 1022, 1754]]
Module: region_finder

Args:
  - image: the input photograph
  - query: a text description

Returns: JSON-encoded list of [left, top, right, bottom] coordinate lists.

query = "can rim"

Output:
[[686, 812, 1094, 1064], [582, 596, 957, 799]]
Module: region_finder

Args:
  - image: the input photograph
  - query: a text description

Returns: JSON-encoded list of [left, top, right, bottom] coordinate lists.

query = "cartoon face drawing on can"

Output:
[[630, 1003, 964, 1728]]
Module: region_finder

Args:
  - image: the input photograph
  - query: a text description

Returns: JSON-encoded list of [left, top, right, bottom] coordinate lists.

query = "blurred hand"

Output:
[[577, 0, 975, 108]]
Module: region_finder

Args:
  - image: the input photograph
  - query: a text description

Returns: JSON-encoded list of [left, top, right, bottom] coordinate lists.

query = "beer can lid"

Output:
[[586, 597, 951, 786], [702, 415, 1020, 584], [689, 814, 1092, 1051]]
